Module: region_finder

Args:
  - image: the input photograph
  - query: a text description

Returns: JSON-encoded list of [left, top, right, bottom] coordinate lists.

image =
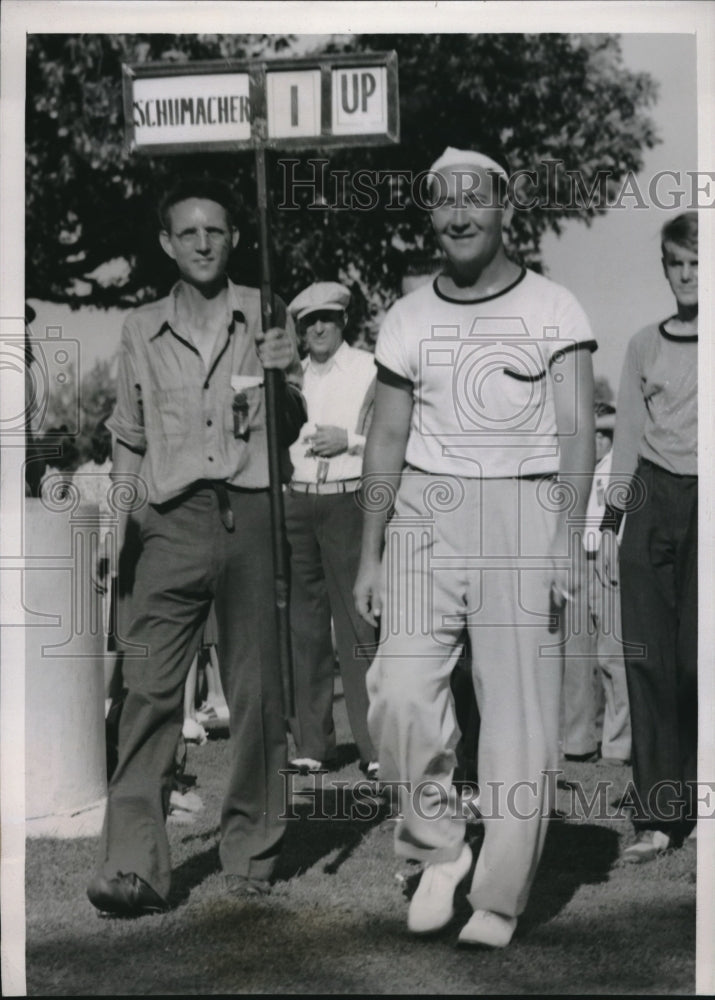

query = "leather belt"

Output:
[[289, 478, 361, 496]]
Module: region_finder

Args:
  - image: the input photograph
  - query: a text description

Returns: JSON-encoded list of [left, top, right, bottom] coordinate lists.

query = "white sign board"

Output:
[[331, 67, 388, 135], [131, 73, 251, 146], [123, 53, 399, 153]]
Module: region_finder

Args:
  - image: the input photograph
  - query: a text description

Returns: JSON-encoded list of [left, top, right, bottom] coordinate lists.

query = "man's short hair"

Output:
[[158, 177, 241, 232], [661, 212, 697, 256]]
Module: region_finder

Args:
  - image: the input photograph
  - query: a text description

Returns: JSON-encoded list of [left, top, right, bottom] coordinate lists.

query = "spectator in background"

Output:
[[561, 402, 632, 765], [285, 281, 378, 778], [195, 600, 229, 726], [182, 601, 230, 743], [603, 211, 698, 862]]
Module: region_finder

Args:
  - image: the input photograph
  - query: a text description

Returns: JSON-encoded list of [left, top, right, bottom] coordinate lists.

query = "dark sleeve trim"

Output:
[[376, 361, 414, 392], [549, 339, 598, 366], [503, 367, 546, 383]]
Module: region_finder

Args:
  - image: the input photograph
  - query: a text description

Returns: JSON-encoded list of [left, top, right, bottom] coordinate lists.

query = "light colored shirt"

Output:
[[375, 269, 596, 478], [289, 341, 376, 484], [610, 322, 697, 502], [107, 279, 300, 504]]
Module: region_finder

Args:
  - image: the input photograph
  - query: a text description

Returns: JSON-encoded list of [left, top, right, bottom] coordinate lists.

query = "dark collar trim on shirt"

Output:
[[659, 319, 698, 343], [432, 267, 527, 305], [150, 308, 246, 342]]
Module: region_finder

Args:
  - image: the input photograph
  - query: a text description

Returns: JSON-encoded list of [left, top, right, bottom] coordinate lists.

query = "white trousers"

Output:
[[367, 471, 564, 918]]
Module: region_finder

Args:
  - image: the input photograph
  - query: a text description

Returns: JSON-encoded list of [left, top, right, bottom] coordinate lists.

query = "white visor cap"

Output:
[[429, 147, 509, 185]]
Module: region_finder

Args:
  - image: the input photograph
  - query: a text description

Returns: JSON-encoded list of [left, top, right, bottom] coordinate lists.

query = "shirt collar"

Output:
[[150, 278, 246, 340], [305, 338, 350, 374]]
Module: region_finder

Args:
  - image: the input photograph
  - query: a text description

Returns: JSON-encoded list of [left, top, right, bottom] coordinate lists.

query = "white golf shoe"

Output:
[[457, 909, 517, 948], [407, 842, 472, 934]]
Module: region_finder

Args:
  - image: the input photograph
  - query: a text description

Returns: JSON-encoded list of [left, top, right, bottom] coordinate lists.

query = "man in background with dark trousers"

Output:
[[285, 281, 378, 778], [87, 177, 306, 915], [604, 212, 698, 862]]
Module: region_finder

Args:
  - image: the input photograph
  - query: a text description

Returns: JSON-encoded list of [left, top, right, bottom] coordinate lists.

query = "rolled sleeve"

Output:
[[106, 320, 147, 453]]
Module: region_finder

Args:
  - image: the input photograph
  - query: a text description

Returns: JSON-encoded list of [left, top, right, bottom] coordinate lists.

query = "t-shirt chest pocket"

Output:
[[451, 341, 547, 433]]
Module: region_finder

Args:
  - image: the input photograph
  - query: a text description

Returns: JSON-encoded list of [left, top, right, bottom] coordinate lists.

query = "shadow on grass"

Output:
[[400, 816, 621, 937], [275, 782, 389, 882], [520, 817, 621, 930], [165, 781, 389, 905]]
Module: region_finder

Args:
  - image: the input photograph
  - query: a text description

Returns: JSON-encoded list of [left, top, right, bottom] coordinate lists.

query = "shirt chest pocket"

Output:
[[223, 384, 264, 439], [154, 387, 193, 439], [451, 342, 548, 433]]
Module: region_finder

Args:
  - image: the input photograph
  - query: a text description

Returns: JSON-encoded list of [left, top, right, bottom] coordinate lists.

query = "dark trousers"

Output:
[[285, 489, 377, 765], [96, 486, 287, 898], [619, 459, 698, 836]]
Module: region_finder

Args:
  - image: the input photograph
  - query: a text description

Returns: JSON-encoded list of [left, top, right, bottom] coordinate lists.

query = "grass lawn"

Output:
[[25, 681, 697, 995]]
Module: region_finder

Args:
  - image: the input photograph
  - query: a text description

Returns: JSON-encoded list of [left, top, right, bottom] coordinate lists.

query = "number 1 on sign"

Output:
[[266, 69, 321, 139], [291, 85, 298, 127]]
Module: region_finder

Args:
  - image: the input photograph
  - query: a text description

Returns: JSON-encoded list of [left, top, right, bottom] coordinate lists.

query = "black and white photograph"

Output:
[[1, 1, 713, 995]]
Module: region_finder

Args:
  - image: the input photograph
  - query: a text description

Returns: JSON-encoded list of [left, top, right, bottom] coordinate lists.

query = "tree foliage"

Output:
[[26, 32, 659, 336], [594, 375, 615, 405], [32, 357, 117, 469]]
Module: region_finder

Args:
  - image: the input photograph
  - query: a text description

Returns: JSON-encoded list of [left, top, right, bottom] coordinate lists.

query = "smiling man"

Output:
[[354, 146, 596, 948], [285, 282, 378, 778], [86, 176, 306, 916]]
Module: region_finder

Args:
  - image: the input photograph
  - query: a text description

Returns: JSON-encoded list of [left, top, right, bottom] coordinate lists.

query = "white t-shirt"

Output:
[[289, 341, 376, 484], [376, 269, 596, 478]]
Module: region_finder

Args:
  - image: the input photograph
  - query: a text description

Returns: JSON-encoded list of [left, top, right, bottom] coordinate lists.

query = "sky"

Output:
[[27, 31, 699, 404], [540, 32, 698, 393]]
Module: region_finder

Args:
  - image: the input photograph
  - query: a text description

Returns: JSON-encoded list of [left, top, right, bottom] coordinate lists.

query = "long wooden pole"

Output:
[[254, 144, 295, 719]]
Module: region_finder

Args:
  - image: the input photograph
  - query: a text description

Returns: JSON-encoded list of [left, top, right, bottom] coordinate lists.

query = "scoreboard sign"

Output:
[[123, 51, 399, 154]]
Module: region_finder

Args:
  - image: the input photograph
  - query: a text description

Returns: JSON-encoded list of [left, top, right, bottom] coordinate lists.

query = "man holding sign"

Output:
[[87, 177, 305, 916]]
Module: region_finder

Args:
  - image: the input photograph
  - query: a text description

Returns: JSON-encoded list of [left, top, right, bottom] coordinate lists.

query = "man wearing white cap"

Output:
[[286, 281, 378, 777], [355, 146, 596, 947]]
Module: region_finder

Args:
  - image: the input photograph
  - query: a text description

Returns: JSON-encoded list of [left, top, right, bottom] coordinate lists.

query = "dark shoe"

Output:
[[222, 874, 271, 898], [87, 872, 168, 916], [564, 750, 600, 763]]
